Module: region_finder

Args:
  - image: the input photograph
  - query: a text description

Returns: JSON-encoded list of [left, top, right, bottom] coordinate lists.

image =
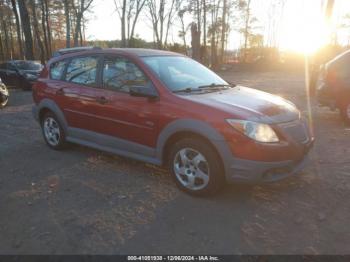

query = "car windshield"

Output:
[[14, 61, 42, 71], [141, 56, 229, 92]]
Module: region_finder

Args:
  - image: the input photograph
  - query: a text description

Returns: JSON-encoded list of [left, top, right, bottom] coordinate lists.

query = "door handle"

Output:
[[96, 96, 108, 104], [56, 88, 65, 95]]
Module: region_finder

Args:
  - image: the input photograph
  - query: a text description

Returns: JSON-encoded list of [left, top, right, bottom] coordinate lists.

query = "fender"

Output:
[[156, 119, 233, 171], [33, 99, 68, 133]]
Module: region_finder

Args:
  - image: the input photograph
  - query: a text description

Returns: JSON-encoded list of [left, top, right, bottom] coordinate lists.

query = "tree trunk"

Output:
[[202, 0, 207, 64], [9, 21, 15, 59], [30, 0, 45, 63], [220, 0, 227, 64], [243, 0, 251, 63], [1, 20, 10, 59], [10, 0, 24, 59], [18, 0, 34, 60], [164, 0, 176, 47], [121, 0, 126, 47], [64, 0, 71, 47], [79, 21, 83, 46], [74, 13, 82, 47], [0, 32, 4, 61], [191, 23, 200, 61], [195, 0, 201, 60], [179, 13, 187, 55], [41, 0, 49, 59], [43, 0, 52, 56]]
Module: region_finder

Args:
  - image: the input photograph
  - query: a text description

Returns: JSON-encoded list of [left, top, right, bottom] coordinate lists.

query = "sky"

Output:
[[85, 0, 350, 54]]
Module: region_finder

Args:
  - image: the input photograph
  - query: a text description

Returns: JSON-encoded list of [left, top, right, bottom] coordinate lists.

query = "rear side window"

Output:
[[50, 61, 66, 80], [65, 56, 98, 86], [102, 56, 148, 92]]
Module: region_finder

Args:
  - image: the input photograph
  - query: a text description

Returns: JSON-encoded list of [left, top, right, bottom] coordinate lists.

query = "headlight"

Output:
[[226, 119, 279, 143]]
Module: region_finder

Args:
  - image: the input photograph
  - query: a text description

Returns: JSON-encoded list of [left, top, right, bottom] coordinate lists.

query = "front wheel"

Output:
[[41, 112, 67, 150], [168, 138, 225, 196]]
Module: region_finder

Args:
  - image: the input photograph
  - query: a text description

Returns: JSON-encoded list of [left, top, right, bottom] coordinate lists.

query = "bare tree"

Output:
[[42, 0, 52, 56], [73, 0, 94, 47], [64, 0, 71, 47], [10, 0, 23, 59], [30, 0, 45, 63], [18, 0, 34, 60], [40, 0, 49, 58], [220, 0, 227, 64], [188, 0, 202, 59], [235, 0, 258, 62], [147, 0, 178, 49], [114, 0, 147, 47], [202, 0, 207, 63], [242, 0, 252, 62], [178, 8, 188, 54]]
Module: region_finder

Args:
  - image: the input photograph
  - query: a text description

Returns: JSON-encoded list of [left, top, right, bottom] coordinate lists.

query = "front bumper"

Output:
[[225, 139, 314, 183]]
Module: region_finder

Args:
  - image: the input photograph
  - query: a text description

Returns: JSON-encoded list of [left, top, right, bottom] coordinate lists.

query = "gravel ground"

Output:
[[0, 71, 349, 254]]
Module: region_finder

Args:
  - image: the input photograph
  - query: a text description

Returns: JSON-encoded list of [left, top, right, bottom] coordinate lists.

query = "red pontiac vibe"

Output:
[[32, 47, 314, 195]]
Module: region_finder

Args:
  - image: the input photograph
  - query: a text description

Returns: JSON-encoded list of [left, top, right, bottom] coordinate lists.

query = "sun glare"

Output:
[[279, 1, 330, 55]]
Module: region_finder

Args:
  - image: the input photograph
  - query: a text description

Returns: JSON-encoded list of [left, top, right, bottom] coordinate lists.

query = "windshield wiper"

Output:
[[173, 87, 198, 93], [198, 83, 235, 89]]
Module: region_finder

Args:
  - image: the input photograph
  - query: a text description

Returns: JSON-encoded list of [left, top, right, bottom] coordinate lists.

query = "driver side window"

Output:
[[102, 56, 148, 93]]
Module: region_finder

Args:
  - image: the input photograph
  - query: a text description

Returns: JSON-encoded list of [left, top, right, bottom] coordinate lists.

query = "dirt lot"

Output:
[[0, 71, 349, 254]]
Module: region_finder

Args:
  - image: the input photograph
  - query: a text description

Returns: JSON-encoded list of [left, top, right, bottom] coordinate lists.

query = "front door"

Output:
[[89, 55, 160, 149]]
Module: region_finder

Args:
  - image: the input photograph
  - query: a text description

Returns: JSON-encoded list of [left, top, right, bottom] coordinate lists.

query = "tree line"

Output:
[[0, 0, 309, 68], [0, 0, 94, 63]]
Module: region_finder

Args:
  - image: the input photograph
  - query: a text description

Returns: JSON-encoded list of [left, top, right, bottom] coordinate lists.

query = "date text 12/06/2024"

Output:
[[127, 256, 219, 261]]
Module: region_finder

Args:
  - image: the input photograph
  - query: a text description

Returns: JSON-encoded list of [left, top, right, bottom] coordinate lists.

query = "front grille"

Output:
[[279, 120, 310, 143]]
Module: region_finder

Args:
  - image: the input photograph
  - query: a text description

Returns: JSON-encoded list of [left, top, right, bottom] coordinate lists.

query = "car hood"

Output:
[[183, 86, 300, 124]]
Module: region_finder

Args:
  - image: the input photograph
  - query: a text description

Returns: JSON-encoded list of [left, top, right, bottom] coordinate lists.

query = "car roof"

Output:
[[111, 48, 180, 57], [49, 47, 182, 64]]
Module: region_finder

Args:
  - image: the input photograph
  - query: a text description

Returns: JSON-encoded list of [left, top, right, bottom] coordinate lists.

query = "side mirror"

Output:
[[129, 83, 159, 99]]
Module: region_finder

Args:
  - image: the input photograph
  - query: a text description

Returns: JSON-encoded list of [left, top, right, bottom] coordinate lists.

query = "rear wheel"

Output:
[[168, 138, 225, 196], [41, 112, 67, 150]]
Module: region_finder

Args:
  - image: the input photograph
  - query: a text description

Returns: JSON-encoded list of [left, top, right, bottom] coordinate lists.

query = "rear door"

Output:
[[57, 55, 101, 131]]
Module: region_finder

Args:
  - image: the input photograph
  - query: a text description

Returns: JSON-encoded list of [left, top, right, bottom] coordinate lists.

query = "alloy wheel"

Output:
[[173, 148, 210, 191], [43, 117, 61, 146]]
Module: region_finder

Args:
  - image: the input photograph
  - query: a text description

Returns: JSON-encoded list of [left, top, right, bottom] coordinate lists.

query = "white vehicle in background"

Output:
[[0, 77, 9, 108]]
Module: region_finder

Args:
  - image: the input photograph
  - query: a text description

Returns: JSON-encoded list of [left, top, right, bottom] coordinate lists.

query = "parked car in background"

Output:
[[0, 77, 9, 108], [0, 60, 43, 90], [32, 47, 314, 195], [317, 49, 350, 124]]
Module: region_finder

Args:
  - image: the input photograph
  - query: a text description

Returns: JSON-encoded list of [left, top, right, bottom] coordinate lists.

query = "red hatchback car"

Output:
[[32, 47, 314, 195]]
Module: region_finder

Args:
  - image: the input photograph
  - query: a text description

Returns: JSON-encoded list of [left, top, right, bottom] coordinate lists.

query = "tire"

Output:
[[0, 98, 8, 108], [340, 99, 350, 125], [41, 111, 67, 150], [167, 137, 225, 196], [0, 85, 9, 108]]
